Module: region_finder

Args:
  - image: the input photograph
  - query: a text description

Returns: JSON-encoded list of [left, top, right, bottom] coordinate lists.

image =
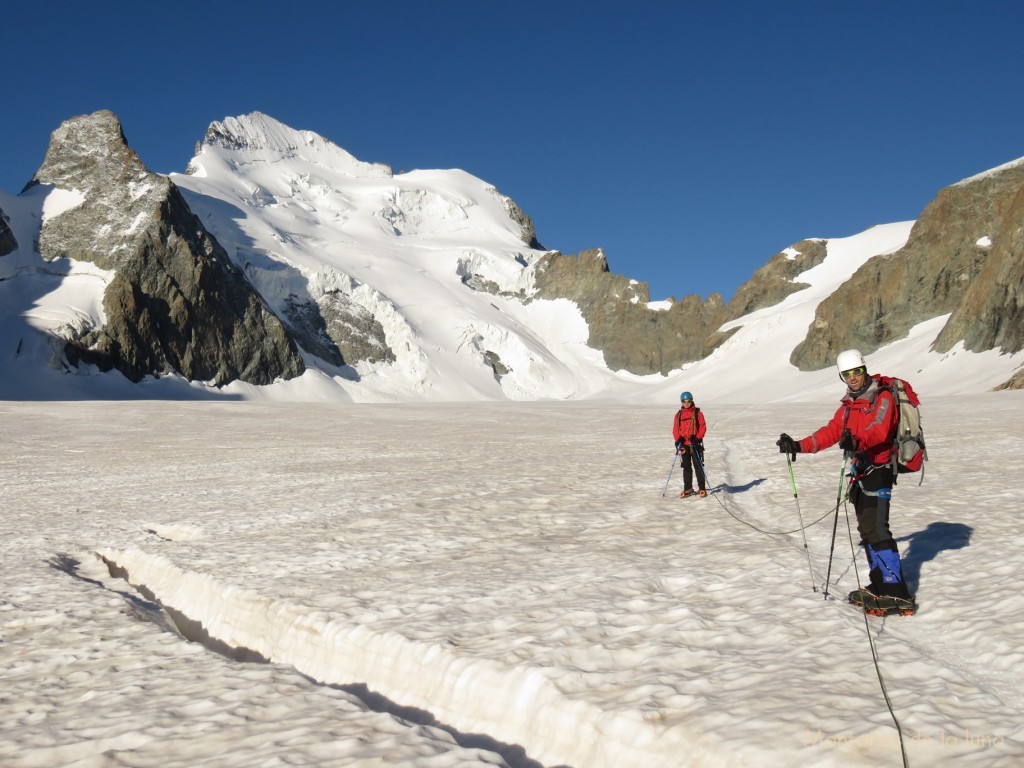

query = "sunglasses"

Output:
[[840, 366, 867, 380], [681, 398, 693, 403]]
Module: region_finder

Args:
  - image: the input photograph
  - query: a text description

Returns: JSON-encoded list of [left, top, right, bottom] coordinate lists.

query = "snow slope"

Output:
[[171, 112, 617, 402]]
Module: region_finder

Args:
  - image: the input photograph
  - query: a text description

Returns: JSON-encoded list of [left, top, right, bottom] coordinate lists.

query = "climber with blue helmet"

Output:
[[672, 391, 707, 497]]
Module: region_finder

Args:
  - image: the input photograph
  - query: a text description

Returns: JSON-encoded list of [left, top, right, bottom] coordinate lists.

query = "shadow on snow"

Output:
[[898, 521, 973, 594]]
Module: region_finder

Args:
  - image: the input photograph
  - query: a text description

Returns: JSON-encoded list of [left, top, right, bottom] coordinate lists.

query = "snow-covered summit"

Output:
[[191, 111, 393, 180], [170, 113, 585, 402]]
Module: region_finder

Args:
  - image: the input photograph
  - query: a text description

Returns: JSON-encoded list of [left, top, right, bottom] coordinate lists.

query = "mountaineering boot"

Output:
[[865, 542, 914, 600], [680, 489, 696, 497], [862, 594, 917, 617], [847, 587, 876, 606], [698, 489, 708, 497]]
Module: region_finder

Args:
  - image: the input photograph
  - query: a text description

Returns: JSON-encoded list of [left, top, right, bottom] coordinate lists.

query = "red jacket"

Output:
[[799, 376, 896, 465], [673, 405, 707, 443]]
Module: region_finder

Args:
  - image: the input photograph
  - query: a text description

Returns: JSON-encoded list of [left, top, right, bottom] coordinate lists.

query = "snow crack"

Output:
[[95, 547, 694, 768]]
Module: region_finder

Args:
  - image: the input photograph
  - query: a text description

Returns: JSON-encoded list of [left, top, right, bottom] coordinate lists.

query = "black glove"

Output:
[[675, 438, 684, 452], [838, 429, 857, 452], [777, 433, 800, 460], [690, 437, 704, 453]]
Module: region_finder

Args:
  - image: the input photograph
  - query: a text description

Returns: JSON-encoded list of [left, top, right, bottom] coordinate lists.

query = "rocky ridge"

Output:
[[726, 239, 828, 319], [532, 249, 729, 375], [791, 159, 1024, 374]]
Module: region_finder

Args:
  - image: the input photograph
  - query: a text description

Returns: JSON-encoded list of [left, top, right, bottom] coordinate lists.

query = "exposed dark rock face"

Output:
[[932, 169, 1024, 357], [283, 293, 394, 367], [791, 161, 1024, 371], [0, 208, 16, 256], [726, 239, 827, 320], [532, 249, 728, 375], [30, 110, 304, 385], [484, 350, 510, 378], [497, 191, 544, 249]]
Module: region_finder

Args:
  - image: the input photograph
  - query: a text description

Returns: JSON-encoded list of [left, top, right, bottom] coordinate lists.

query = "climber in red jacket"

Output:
[[776, 350, 915, 615], [672, 391, 707, 497]]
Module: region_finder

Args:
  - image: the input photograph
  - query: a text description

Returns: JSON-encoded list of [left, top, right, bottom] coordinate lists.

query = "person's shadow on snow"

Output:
[[898, 522, 973, 594], [716, 478, 766, 494]]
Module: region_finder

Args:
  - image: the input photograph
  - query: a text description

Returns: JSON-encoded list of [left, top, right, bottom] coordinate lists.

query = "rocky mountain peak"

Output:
[[31, 110, 171, 270], [32, 110, 149, 196], [27, 110, 305, 386]]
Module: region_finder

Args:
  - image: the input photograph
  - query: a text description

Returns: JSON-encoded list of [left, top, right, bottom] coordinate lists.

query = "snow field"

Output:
[[1, 398, 1023, 766]]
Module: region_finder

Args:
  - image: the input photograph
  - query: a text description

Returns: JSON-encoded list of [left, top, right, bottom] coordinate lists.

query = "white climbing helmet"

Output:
[[836, 349, 866, 375]]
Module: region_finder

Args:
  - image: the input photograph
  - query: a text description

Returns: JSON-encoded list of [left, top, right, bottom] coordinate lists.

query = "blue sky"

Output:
[[3, 1, 1023, 302]]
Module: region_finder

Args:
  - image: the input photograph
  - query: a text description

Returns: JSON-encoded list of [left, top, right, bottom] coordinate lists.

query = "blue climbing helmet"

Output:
[[679, 391, 693, 403]]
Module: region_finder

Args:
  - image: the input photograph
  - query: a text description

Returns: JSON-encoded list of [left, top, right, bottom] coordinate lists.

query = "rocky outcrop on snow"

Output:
[[532, 249, 728, 375], [791, 159, 1024, 372], [994, 368, 1024, 390], [283, 292, 394, 367], [543, 159, 1022, 384], [0, 207, 16, 256], [726, 239, 827, 320], [528, 238, 831, 376], [31, 110, 305, 385], [497, 192, 543, 249]]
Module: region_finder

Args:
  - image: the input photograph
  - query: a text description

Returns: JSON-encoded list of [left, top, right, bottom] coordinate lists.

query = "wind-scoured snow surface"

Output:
[[2, 397, 1023, 767]]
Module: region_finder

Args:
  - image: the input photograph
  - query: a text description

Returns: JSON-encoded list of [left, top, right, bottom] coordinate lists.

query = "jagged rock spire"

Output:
[[32, 110, 305, 385]]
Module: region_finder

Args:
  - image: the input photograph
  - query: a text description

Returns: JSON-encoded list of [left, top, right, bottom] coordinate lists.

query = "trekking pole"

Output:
[[785, 452, 817, 593], [822, 454, 853, 600], [661, 448, 681, 497]]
